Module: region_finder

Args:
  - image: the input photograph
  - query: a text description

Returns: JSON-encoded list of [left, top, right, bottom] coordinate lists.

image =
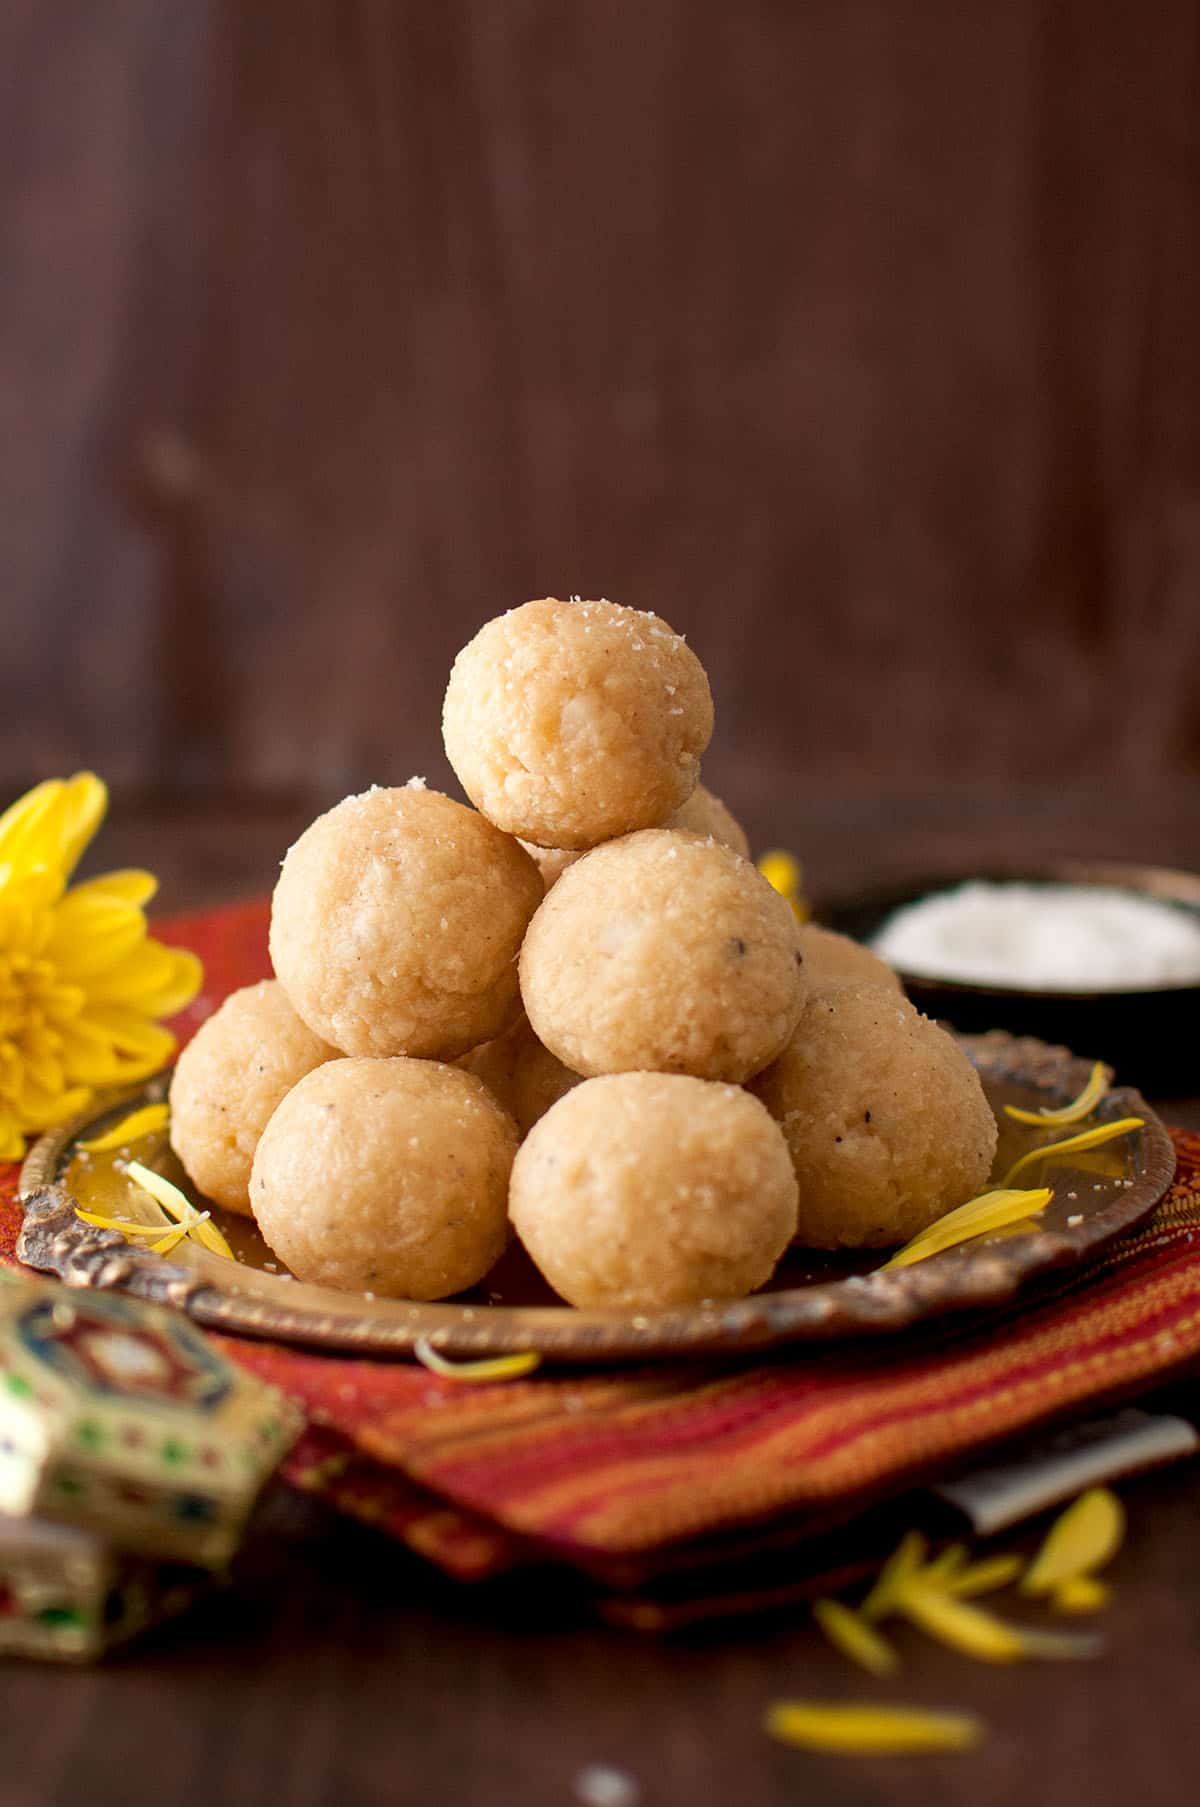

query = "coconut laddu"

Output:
[[519, 829, 805, 1084], [509, 1073, 798, 1309], [250, 1057, 515, 1301], [442, 597, 713, 851], [752, 985, 997, 1249], [270, 784, 542, 1061]]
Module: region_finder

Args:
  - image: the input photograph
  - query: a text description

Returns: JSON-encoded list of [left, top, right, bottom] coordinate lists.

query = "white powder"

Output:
[[573, 1767, 640, 1807], [871, 881, 1200, 992]]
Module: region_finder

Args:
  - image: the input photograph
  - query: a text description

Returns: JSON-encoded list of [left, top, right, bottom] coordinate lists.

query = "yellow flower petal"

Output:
[[813, 1599, 899, 1677], [46, 898, 147, 978], [1020, 1488, 1125, 1597], [12, 1083, 92, 1132], [921, 1543, 969, 1586], [0, 780, 66, 873], [84, 942, 203, 1017], [895, 1585, 1025, 1663], [0, 869, 64, 940], [764, 1702, 984, 1756], [1051, 1575, 1111, 1614], [945, 1554, 1025, 1599], [76, 1210, 172, 1239], [149, 1226, 193, 1256], [1002, 1120, 1144, 1188], [124, 1161, 234, 1259], [69, 868, 159, 909], [880, 1189, 1053, 1270], [895, 1582, 1101, 1663], [0, 1109, 27, 1162], [58, 1018, 140, 1086], [1004, 1061, 1110, 1128], [861, 1529, 928, 1621], [78, 1103, 170, 1153], [413, 1338, 541, 1382], [77, 1008, 175, 1067], [56, 773, 108, 877]]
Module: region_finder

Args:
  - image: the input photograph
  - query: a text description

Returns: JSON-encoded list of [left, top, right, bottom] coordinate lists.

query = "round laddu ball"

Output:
[[169, 980, 336, 1216], [509, 1073, 798, 1309], [797, 923, 903, 995], [520, 781, 749, 890], [519, 830, 804, 1082], [269, 785, 542, 1060], [517, 840, 581, 891], [751, 985, 998, 1250], [669, 782, 751, 858], [249, 1057, 515, 1300], [510, 1032, 581, 1134], [442, 598, 714, 850], [454, 1014, 532, 1121]]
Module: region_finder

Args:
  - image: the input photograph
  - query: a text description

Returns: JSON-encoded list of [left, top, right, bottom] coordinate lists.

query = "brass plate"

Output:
[[17, 1033, 1175, 1365]]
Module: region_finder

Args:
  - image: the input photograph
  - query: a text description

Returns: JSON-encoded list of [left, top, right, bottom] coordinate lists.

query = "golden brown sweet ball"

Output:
[[751, 985, 997, 1250], [454, 1015, 532, 1122], [249, 1057, 515, 1300], [269, 784, 542, 1060], [509, 1073, 798, 1309], [669, 782, 751, 858], [517, 841, 581, 891], [442, 598, 714, 850], [168, 980, 336, 1216], [797, 923, 903, 995], [520, 829, 804, 1083], [520, 782, 750, 890], [510, 1031, 581, 1134]]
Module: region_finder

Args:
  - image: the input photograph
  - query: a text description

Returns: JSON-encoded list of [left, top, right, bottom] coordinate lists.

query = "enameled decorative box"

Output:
[[0, 1277, 300, 1569]]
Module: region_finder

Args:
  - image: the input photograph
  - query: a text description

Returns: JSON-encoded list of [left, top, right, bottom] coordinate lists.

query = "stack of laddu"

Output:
[[169, 599, 997, 1309]]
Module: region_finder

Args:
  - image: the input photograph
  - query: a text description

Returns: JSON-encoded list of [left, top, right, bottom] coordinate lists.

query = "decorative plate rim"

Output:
[[16, 1032, 1177, 1366]]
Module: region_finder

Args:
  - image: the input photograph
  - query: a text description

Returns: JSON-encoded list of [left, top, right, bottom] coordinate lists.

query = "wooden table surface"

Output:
[[4, 783, 1200, 1807]]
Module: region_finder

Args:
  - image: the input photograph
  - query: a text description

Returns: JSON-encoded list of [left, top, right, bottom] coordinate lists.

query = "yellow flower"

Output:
[[0, 774, 202, 1162]]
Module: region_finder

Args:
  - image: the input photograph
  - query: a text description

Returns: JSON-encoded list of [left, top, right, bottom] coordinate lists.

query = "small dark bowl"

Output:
[[818, 859, 1200, 1095]]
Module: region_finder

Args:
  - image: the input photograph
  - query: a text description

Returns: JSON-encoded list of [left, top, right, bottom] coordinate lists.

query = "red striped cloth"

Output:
[[4, 897, 1199, 1614]]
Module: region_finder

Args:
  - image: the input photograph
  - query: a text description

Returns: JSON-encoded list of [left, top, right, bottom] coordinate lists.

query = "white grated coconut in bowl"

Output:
[[870, 881, 1200, 993]]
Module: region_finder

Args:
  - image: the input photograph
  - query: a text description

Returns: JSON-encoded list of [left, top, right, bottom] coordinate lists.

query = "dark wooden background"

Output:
[[4, 1, 1200, 817]]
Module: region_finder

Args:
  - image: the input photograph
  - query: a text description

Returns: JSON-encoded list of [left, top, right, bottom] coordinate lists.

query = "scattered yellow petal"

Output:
[[1009, 1626, 1105, 1659], [1004, 1061, 1110, 1128], [880, 1189, 1053, 1270], [813, 1599, 899, 1677], [984, 1218, 1046, 1240], [413, 1338, 541, 1382], [76, 1210, 175, 1239], [895, 1583, 1027, 1663], [896, 1582, 1101, 1663], [78, 1103, 170, 1153], [1051, 1575, 1111, 1614], [1002, 1120, 1144, 1188], [1021, 1488, 1125, 1597], [921, 1543, 969, 1587], [764, 1701, 984, 1756], [945, 1554, 1025, 1599], [861, 1529, 928, 1621], [124, 1160, 235, 1259], [149, 1225, 193, 1256], [756, 850, 809, 922]]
